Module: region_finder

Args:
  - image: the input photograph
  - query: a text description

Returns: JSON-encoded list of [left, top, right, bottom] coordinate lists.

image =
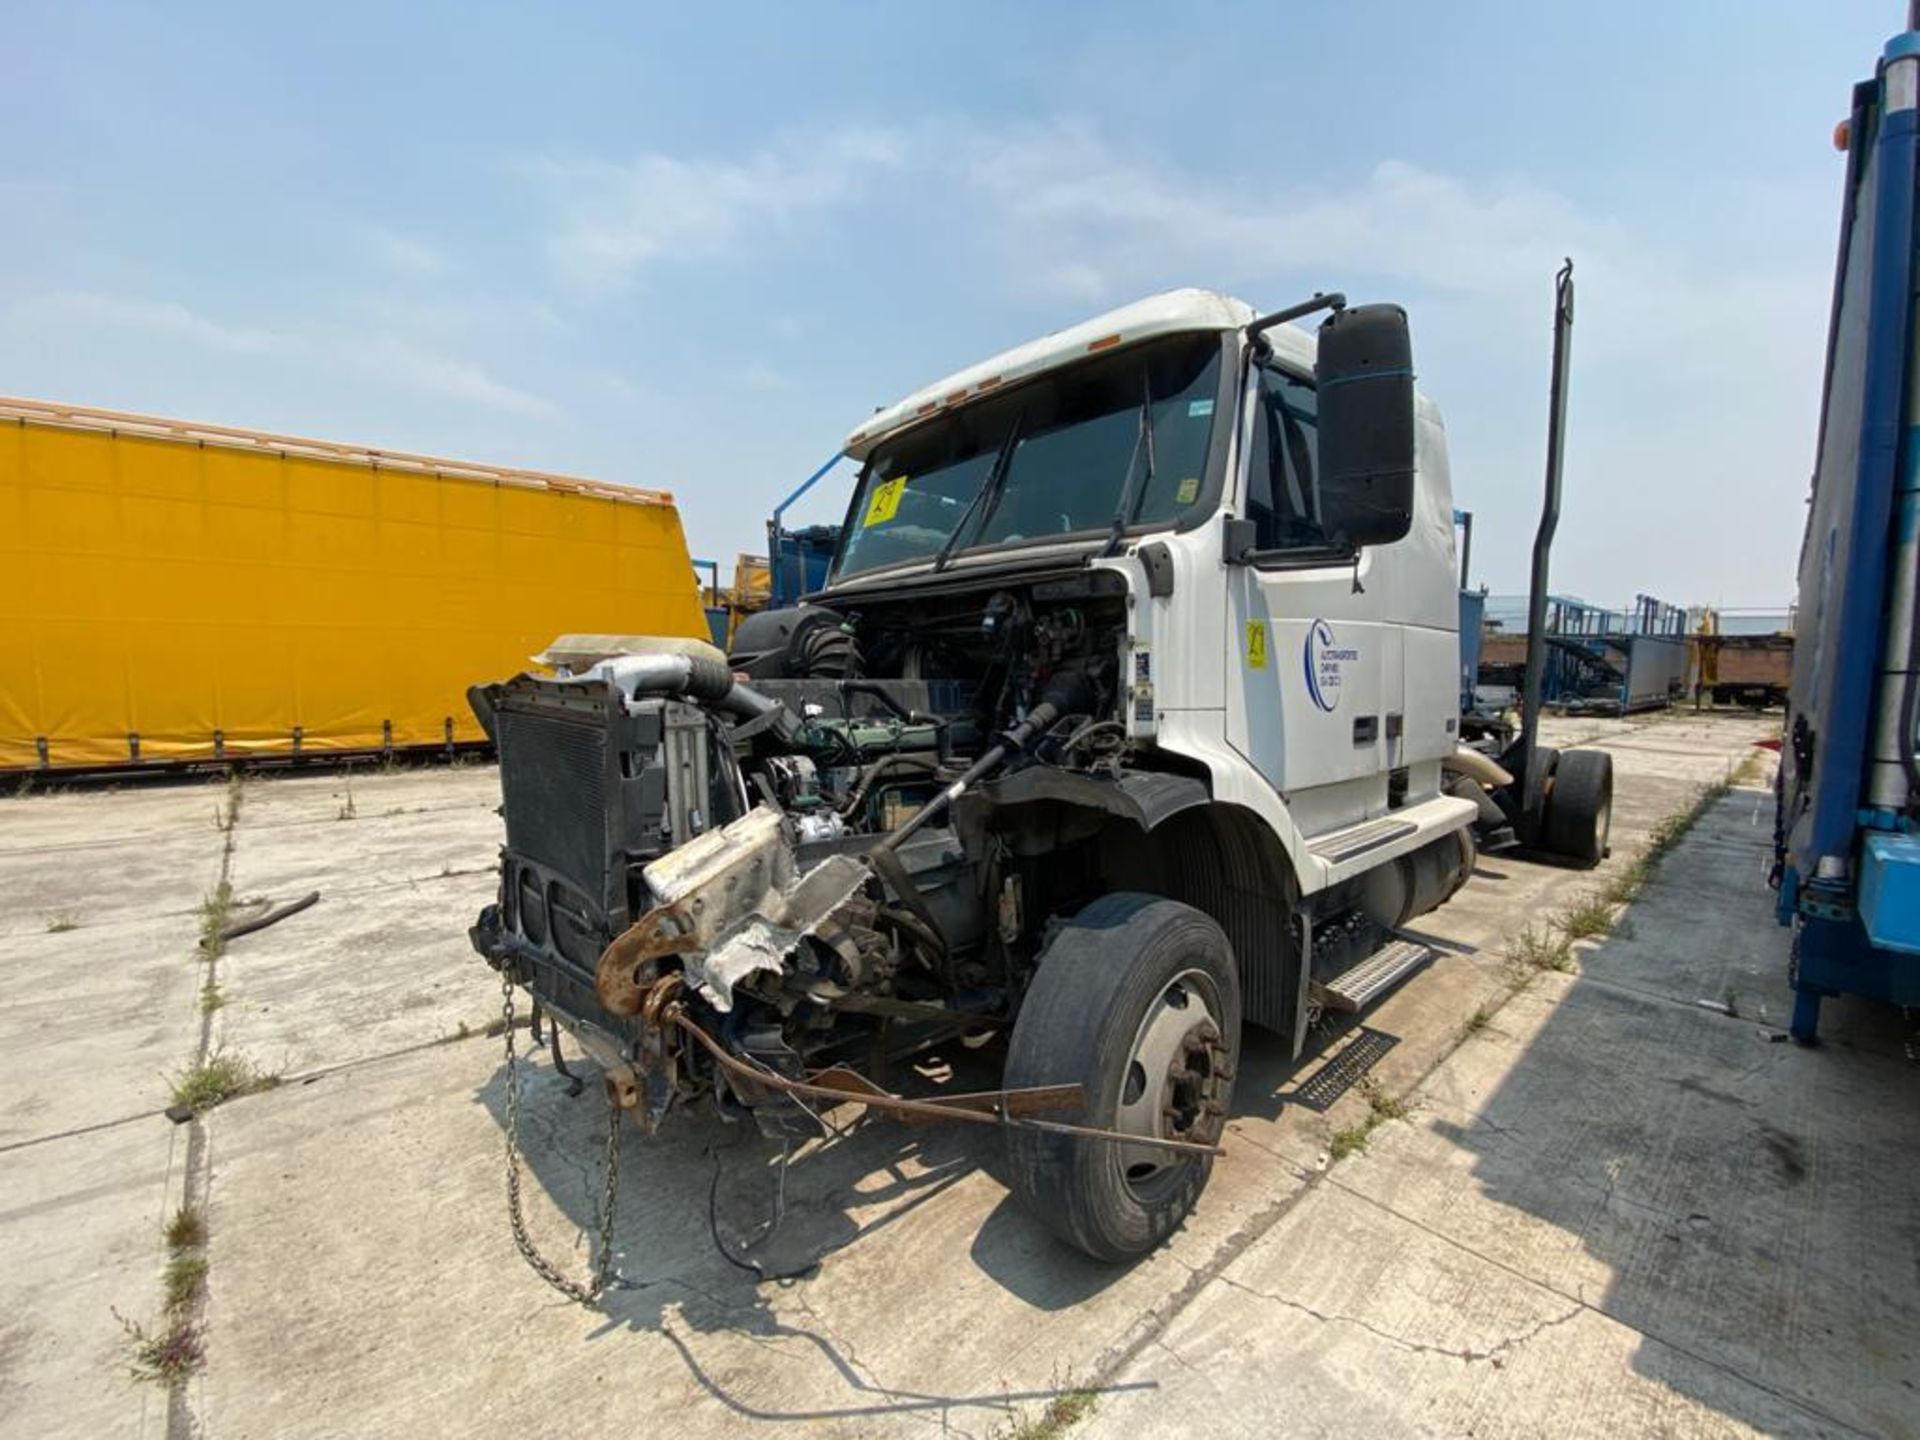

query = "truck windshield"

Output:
[[833, 332, 1225, 580]]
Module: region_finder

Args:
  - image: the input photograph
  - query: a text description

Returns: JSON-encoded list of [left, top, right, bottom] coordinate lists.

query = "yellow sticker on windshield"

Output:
[[863, 476, 907, 527], [1245, 620, 1268, 670], [1175, 476, 1200, 505]]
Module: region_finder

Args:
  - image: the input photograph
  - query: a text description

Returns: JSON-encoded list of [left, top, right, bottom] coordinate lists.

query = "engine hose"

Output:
[[590, 652, 791, 735], [838, 754, 939, 818], [1063, 718, 1127, 754]]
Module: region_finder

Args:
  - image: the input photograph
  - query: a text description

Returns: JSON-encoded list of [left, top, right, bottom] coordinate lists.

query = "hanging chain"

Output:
[[501, 973, 623, 1305]]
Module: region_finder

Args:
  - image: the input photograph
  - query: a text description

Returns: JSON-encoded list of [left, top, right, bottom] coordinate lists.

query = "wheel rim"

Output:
[[1114, 967, 1229, 1197], [1596, 793, 1613, 855]]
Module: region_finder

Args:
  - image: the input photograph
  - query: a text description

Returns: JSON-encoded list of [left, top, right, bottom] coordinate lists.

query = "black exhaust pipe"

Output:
[[1516, 259, 1575, 820]]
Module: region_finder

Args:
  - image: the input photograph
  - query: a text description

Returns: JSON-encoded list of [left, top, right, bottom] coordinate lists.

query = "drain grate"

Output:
[[1293, 1027, 1401, 1112]]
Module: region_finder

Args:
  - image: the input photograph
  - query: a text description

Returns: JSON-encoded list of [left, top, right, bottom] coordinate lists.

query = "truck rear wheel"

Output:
[[1543, 748, 1613, 865], [1003, 893, 1240, 1262]]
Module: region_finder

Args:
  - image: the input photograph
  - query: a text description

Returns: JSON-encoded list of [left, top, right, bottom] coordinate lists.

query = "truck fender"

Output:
[[954, 767, 1212, 835]]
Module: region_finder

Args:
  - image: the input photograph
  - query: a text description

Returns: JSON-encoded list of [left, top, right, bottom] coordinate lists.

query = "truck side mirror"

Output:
[[1314, 304, 1416, 548]]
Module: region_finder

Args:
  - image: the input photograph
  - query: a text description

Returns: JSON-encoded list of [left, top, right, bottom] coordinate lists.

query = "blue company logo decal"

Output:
[[1303, 618, 1359, 713]]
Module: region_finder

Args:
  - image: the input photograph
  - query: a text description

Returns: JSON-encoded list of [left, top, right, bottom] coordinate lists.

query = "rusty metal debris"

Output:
[[665, 995, 1222, 1159]]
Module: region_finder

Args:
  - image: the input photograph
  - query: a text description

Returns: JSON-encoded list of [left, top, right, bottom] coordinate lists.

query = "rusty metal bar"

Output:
[[807, 1065, 1081, 1124], [670, 1008, 1223, 1159]]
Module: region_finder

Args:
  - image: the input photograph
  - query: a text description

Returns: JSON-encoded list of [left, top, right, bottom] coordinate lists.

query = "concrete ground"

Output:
[[1, 712, 1913, 1439]]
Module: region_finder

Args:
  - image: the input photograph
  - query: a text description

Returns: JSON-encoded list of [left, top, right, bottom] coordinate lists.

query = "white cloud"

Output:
[[362, 226, 445, 277], [20, 290, 293, 355], [9, 289, 558, 420], [537, 125, 906, 289], [951, 120, 1610, 303], [361, 335, 559, 418]]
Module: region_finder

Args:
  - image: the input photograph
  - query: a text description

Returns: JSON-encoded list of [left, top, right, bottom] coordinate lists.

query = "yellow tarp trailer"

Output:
[[0, 397, 708, 771]]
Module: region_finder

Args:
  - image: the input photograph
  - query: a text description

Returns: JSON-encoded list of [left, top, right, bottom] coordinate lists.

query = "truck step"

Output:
[[1306, 815, 1417, 864], [1319, 938, 1434, 1013]]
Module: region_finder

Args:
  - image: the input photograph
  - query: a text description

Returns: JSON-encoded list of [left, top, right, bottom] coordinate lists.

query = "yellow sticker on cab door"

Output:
[[1245, 620, 1268, 670], [863, 476, 907, 527]]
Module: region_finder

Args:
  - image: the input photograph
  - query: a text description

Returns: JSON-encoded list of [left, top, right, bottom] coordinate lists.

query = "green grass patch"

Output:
[[199, 979, 225, 1015], [169, 1049, 277, 1114]]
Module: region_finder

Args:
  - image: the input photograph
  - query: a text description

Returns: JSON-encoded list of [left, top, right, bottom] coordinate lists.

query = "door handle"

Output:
[[1352, 715, 1379, 745]]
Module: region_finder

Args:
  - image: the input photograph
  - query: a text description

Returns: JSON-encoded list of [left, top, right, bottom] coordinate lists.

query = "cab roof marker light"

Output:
[[1087, 334, 1124, 352]]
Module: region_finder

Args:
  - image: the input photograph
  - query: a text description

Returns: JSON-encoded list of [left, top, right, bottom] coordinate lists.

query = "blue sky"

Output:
[[0, 3, 1896, 607]]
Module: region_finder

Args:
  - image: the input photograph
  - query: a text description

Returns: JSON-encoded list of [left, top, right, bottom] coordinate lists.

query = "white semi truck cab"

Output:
[[469, 284, 1612, 1269]]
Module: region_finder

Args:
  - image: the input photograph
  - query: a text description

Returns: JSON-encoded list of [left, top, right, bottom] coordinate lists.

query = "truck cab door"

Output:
[[1225, 358, 1400, 833]]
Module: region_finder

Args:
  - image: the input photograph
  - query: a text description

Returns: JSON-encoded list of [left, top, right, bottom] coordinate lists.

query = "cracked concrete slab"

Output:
[[0, 784, 228, 940], [0, 1118, 184, 1440], [214, 767, 507, 1077], [0, 914, 204, 1146], [1085, 776, 1920, 1440]]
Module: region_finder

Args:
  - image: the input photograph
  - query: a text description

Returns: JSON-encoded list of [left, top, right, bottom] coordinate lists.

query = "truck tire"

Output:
[[1543, 748, 1613, 865], [1003, 893, 1240, 1262]]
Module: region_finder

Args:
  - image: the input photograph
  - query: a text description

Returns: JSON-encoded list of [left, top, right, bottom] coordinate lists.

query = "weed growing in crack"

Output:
[[198, 880, 235, 957], [164, 1206, 206, 1251], [44, 909, 80, 934], [1510, 924, 1574, 974], [1600, 853, 1652, 907], [162, 1253, 208, 1315], [212, 771, 244, 833], [1002, 1391, 1098, 1440], [1329, 1077, 1411, 1162], [116, 1308, 204, 1384], [994, 1367, 1099, 1440], [1328, 1122, 1373, 1161], [169, 1049, 278, 1114], [1558, 892, 1614, 942]]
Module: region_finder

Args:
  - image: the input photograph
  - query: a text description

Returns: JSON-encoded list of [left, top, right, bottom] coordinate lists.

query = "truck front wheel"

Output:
[[1003, 893, 1240, 1262]]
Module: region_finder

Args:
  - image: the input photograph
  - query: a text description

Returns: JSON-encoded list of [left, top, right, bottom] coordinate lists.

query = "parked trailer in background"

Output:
[[1697, 633, 1794, 708], [0, 397, 707, 773]]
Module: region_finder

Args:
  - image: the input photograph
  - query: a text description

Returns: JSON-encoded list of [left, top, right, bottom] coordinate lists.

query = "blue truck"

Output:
[[1776, 10, 1920, 1040]]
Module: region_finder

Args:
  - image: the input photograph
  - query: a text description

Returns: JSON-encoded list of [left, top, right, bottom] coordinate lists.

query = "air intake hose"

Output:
[[589, 653, 787, 730]]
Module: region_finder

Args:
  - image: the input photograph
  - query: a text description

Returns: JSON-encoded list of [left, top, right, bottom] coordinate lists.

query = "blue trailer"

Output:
[[1776, 15, 1920, 1040], [765, 454, 846, 606]]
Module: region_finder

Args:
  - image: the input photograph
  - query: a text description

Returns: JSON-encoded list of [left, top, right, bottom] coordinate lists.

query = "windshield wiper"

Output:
[[933, 412, 1025, 573], [1101, 371, 1156, 557]]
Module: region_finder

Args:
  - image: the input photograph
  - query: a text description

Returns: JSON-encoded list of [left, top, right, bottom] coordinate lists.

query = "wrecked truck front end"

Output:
[[467, 641, 1009, 1139]]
